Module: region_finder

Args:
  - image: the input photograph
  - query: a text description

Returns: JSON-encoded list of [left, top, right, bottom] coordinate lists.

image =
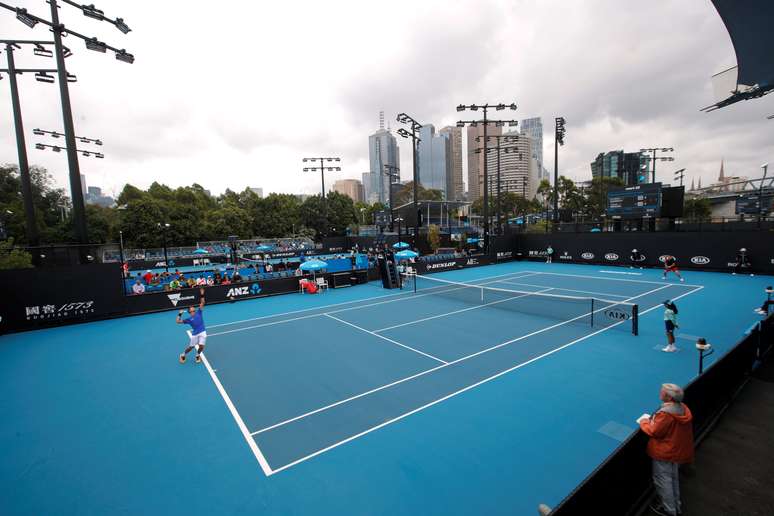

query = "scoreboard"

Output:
[[735, 194, 774, 215], [607, 183, 662, 219]]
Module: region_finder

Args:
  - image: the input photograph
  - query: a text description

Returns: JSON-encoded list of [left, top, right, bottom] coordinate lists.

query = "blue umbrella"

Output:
[[299, 259, 327, 272], [392, 242, 411, 249], [256, 245, 274, 251], [466, 237, 480, 244], [394, 250, 418, 261], [193, 248, 209, 254]]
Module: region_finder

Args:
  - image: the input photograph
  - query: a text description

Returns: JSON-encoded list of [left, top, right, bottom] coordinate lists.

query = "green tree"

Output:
[[252, 193, 302, 237], [428, 224, 441, 251], [586, 176, 625, 219], [0, 238, 33, 269], [683, 198, 711, 221], [300, 192, 356, 237], [205, 205, 251, 239]]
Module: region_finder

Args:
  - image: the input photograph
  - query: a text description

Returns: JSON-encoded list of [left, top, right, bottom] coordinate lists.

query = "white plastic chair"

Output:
[[315, 276, 328, 292]]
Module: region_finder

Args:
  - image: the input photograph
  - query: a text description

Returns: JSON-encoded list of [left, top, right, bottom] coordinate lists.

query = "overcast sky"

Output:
[[1, 0, 772, 199]]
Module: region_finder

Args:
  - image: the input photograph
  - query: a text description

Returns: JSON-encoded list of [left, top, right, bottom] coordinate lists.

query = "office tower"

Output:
[[439, 126, 463, 200], [485, 131, 539, 201], [590, 150, 646, 186], [333, 179, 364, 203], [417, 124, 453, 199], [466, 123, 503, 201], [364, 112, 400, 205], [249, 187, 264, 198]]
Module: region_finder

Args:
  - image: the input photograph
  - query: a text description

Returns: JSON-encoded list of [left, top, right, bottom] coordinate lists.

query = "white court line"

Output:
[[324, 314, 447, 364], [207, 271, 542, 337], [191, 329, 273, 476], [372, 288, 555, 333], [494, 280, 630, 299], [598, 270, 643, 276], [266, 283, 702, 475], [251, 282, 674, 438], [534, 271, 704, 288]]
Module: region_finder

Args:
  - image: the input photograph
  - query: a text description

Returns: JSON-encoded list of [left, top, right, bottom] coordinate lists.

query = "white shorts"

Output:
[[189, 331, 207, 348]]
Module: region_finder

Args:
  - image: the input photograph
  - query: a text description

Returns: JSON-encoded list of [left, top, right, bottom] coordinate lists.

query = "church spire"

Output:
[[719, 158, 725, 181]]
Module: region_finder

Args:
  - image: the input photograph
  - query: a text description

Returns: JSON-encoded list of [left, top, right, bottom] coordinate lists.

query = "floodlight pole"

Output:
[[456, 102, 518, 252], [48, 0, 89, 248], [3, 42, 39, 246], [396, 114, 422, 246], [302, 157, 341, 237], [554, 117, 566, 224], [383, 164, 400, 231], [640, 147, 674, 183]]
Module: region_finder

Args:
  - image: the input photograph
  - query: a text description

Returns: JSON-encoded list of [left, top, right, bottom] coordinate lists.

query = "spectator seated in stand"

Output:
[[132, 279, 145, 295], [169, 278, 181, 290]]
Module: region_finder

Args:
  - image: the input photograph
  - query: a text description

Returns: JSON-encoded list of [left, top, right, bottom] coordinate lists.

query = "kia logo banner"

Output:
[[604, 309, 631, 321], [604, 253, 619, 261], [581, 252, 594, 260], [690, 256, 710, 265]]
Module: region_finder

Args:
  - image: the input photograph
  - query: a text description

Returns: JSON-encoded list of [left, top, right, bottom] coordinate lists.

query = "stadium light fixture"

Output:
[[33, 128, 45, 136], [495, 103, 506, 111], [16, 8, 38, 28], [115, 18, 131, 34], [35, 143, 45, 150], [35, 71, 55, 84], [95, 152, 104, 158], [456, 121, 465, 128], [509, 103, 518, 110], [85, 37, 107, 53], [115, 50, 134, 64], [33, 44, 54, 58], [508, 121, 518, 126], [52, 146, 62, 152], [62, 46, 73, 58], [81, 4, 105, 21], [456, 105, 465, 112], [67, 73, 77, 83]]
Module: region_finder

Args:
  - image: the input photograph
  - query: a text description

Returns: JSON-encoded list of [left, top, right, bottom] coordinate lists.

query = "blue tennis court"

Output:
[[0, 260, 767, 515]]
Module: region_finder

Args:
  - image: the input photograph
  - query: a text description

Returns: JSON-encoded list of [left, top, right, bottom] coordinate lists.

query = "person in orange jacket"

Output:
[[637, 383, 694, 516]]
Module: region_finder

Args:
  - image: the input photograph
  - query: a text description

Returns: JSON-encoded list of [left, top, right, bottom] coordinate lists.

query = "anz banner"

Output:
[[0, 263, 126, 333], [125, 276, 309, 314], [414, 255, 493, 274]]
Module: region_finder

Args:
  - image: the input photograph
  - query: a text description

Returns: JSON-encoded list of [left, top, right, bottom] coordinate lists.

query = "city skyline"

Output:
[[0, 1, 771, 201]]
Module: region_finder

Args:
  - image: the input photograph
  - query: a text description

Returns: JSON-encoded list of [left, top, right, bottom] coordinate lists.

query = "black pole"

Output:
[[651, 149, 657, 183], [496, 141, 502, 236], [482, 108, 489, 251], [412, 130, 418, 247], [553, 124, 559, 223], [759, 165, 768, 224], [49, 1, 88, 250], [5, 43, 39, 246], [162, 227, 169, 273], [118, 229, 126, 295]]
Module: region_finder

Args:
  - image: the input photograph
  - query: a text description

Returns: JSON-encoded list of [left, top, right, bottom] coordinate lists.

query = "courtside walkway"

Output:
[[672, 355, 774, 515]]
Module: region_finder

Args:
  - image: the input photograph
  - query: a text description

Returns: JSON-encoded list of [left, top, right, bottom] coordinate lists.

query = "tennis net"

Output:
[[402, 273, 639, 335]]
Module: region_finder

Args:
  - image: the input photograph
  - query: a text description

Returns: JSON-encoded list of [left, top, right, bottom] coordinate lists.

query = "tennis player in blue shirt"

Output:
[[177, 288, 206, 364]]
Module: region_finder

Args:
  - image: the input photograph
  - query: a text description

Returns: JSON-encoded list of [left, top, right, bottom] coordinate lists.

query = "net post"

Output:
[[590, 298, 594, 327], [413, 273, 417, 293], [632, 304, 639, 336]]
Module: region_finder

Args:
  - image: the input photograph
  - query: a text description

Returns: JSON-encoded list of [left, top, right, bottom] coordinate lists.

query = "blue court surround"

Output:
[[0, 261, 768, 515]]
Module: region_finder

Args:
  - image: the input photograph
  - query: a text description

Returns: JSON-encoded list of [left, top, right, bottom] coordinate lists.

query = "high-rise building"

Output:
[[466, 123, 503, 201], [520, 117, 552, 183], [439, 126, 463, 200], [363, 112, 400, 205], [590, 150, 646, 186], [333, 179, 364, 203], [87, 186, 102, 198], [249, 187, 263, 198], [417, 124, 453, 199], [79, 174, 87, 200], [484, 131, 539, 201]]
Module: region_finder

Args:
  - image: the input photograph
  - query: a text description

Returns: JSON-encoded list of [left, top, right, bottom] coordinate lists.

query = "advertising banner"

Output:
[[0, 263, 126, 333]]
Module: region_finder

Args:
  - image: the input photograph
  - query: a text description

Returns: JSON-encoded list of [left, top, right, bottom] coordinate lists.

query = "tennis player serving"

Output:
[[177, 287, 206, 364]]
